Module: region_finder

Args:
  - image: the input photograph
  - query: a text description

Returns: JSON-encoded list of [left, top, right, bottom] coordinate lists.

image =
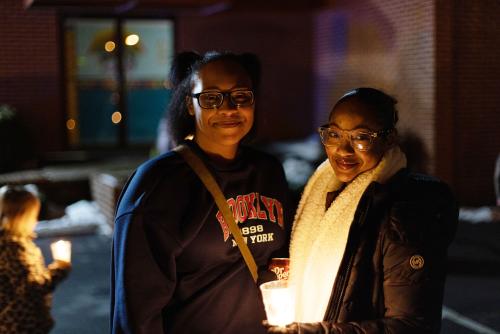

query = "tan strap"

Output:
[[174, 144, 258, 282]]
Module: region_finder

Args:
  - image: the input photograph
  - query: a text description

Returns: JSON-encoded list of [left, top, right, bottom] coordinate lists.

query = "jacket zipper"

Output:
[[325, 252, 356, 321]]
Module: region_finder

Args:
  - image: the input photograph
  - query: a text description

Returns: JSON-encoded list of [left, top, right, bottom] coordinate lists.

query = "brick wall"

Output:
[[435, 0, 455, 187], [313, 0, 500, 205], [451, 0, 500, 205], [2, 0, 499, 205], [177, 10, 315, 141], [0, 0, 63, 154], [313, 0, 436, 174]]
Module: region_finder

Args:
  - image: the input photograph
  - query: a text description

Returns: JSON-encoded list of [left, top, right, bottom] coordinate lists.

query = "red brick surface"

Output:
[[451, 0, 500, 205], [0, 0, 63, 152], [177, 10, 315, 140], [312, 0, 436, 172], [1, 0, 499, 205]]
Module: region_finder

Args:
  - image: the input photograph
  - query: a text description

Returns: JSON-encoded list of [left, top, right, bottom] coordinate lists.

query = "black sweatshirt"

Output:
[[111, 142, 291, 334]]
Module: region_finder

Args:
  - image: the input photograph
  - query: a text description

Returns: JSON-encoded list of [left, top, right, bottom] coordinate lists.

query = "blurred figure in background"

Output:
[[0, 185, 71, 334]]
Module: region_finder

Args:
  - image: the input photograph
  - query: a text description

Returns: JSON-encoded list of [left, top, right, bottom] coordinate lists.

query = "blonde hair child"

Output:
[[0, 185, 71, 334]]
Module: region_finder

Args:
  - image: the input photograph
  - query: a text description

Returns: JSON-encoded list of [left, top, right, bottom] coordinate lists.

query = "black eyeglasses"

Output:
[[318, 124, 393, 151], [190, 90, 254, 109]]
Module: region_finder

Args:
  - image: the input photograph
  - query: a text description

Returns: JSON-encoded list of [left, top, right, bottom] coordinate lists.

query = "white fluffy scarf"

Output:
[[289, 146, 407, 322]]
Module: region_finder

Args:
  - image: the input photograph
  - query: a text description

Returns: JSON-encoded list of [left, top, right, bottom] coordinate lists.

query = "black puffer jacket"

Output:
[[296, 169, 458, 334]]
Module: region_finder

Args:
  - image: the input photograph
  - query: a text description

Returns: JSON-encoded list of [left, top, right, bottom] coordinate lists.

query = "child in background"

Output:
[[0, 185, 71, 334]]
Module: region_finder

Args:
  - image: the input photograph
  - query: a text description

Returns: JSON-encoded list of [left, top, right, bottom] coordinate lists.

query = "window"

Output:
[[64, 18, 174, 148]]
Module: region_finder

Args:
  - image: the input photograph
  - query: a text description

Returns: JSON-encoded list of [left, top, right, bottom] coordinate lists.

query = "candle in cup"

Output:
[[50, 240, 72, 263], [260, 280, 295, 327]]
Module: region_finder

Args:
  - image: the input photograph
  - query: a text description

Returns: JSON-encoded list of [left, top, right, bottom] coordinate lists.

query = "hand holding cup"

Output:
[[260, 280, 295, 328]]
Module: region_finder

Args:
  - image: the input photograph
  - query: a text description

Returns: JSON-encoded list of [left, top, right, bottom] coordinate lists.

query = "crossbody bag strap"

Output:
[[174, 144, 258, 283]]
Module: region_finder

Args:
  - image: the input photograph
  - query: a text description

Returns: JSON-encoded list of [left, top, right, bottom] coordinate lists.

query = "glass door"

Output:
[[64, 18, 174, 148]]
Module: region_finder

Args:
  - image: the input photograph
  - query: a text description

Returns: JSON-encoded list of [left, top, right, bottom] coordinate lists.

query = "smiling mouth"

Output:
[[335, 159, 358, 170], [214, 120, 243, 128]]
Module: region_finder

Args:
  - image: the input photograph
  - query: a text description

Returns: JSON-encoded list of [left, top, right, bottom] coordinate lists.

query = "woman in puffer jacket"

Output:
[[267, 87, 458, 334]]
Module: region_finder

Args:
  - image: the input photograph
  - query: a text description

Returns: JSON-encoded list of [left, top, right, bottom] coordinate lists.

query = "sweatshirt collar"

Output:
[[184, 140, 247, 172]]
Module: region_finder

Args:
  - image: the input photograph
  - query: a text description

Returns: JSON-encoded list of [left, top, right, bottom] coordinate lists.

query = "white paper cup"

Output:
[[260, 280, 295, 327], [50, 240, 72, 263]]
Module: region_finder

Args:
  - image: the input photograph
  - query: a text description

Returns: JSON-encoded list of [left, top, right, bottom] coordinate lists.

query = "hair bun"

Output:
[[239, 53, 261, 89], [169, 51, 202, 87]]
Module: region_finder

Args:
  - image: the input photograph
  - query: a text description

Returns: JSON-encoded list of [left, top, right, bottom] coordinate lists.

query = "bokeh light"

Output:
[[111, 111, 122, 124], [104, 41, 116, 52], [66, 118, 76, 130], [125, 34, 139, 46]]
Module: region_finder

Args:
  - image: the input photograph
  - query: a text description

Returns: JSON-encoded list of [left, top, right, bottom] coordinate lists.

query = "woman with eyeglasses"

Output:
[[266, 87, 458, 333], [111, 51, 291, 334]]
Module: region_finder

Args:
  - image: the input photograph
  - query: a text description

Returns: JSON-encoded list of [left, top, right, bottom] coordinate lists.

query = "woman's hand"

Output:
[[51, 259, 72, 270], [264, 320, 332, 334], [263, 321, 299, 333]]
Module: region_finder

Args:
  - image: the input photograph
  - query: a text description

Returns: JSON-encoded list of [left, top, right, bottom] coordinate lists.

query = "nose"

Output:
[[217, 94, 238, 113], [336, 134, 355, 154]]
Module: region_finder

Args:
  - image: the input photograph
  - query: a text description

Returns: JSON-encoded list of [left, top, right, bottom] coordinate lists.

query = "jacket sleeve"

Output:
[[110, 164, 184, 334], [366, 182, 459, 334], [44, 260, 71, 291], [15, 242, 71, 294], [288, 181, 459, 334], [111, 211, 181, 334]]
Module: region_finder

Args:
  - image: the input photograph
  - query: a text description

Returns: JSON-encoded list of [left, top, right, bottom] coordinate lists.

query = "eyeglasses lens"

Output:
[[230, 91, 254, 107], [319, 128, 373, 151], [198, 91, 254, 109], [199, 93, 224, 109]]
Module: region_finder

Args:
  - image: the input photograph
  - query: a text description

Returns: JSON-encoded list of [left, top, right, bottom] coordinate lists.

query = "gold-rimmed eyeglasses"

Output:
[[318, 125, 393, 151]]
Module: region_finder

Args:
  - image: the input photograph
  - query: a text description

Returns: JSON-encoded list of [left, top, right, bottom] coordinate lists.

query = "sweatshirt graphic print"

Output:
[[111, 142, 290, 334]]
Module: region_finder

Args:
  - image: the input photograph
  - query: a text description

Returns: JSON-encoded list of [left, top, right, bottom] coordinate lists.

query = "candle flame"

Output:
[[50, 240, 72, 263], [260, 280, 295, 327]]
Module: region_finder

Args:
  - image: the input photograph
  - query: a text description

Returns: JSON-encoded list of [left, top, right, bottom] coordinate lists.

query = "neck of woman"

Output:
[[195, 137, 238, 161]]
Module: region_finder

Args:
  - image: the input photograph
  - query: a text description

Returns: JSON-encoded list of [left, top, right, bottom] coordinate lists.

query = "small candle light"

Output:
[[260, 280, 295, 327], [50, 240, 72, 263]]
